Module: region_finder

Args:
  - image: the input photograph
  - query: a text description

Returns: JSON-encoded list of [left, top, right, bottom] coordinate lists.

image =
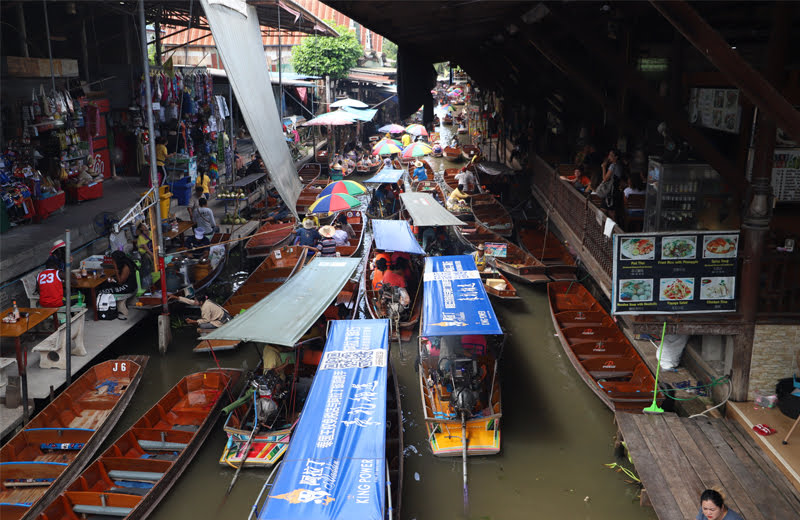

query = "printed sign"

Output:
[[689, 88, 741, 134], [612, 231, 739, 314], [484, 242, 508, 258]]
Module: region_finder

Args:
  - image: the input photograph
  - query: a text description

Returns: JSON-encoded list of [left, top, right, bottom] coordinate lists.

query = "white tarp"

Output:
[[201, 0, 301, 219]]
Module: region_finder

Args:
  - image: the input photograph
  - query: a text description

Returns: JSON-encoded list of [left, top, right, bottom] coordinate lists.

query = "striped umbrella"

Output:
[[378, 123, 405, 134], [372, 139, 403, 156], [405, 124, 429, 136], [307, 193, 362, 215], [319, 180, 367, 197], [401, 142, 433, 159]]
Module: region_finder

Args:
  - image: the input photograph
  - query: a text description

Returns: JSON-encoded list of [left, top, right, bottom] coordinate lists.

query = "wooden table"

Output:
[[72, 271, 110, 321], [165, 219, 194, 245], [0, 307, 59, 420]]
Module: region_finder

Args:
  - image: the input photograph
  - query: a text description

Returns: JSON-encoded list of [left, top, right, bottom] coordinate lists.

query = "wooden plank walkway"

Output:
[[615, 412, 800, 520]]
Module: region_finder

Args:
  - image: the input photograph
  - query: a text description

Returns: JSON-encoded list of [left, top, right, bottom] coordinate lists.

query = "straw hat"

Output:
[[319, 225, 336, 238], [302, 218, 316, 229], [477, 244, 485, 251], [332, 163, 343, 170], [414, 160, 423, 168], [50, 240, 66, 254]]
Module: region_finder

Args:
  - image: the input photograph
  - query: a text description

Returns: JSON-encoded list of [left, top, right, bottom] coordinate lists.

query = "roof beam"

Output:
[[650, 0, 800, 146], [544, 5, 743, 191]]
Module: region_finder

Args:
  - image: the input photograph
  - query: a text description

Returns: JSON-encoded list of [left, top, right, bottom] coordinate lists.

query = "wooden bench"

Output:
[[0, 357, 17, 388], [33, 308, 88, 369]]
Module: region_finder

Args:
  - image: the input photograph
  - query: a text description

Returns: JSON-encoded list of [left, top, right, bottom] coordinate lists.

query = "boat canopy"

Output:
[[372, 219, 425, 255], [257, 319, 389, 520], [364, 168, 404, 184], [400, 192, 465, 227], [422, 255, 503, 337], [341, 106, 377, 121], [204, 257, 360, 346], [476, 161, 518, 176]]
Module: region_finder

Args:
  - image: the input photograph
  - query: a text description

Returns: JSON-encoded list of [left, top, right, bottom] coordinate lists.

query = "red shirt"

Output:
[[381, 270, 407, 289], [37, 268, 63, 307], [371, 269, 385, 291]]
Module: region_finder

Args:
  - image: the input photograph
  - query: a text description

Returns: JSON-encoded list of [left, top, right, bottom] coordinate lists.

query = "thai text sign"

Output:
[[611, 231, 739, 314]]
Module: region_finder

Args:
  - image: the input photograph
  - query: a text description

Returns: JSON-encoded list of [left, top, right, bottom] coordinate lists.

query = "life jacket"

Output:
[[374, 251, 392, 268], [372, 269, 386, 291]]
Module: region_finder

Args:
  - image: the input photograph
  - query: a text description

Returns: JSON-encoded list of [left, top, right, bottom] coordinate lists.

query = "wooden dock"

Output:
[[615, 412, 800, 520]]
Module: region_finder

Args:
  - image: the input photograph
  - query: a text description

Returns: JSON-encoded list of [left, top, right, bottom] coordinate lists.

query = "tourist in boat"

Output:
[[332, 222, 351, 246], [383, 155, 393, 168], [413, 160, 428, 181], [432, 142, 443, 156], [295, 218, 321, 248], [371, 257, 389, 290], [455, 167, 476, 193], [472, 243, 487, 272], [335, 213, 356, 239], [446, 184, 471, 211], [170, 293, 231, 330], [317, 226, 338, 256], [37, 257, 64, 308], [391, 251, 412, 280], [381, 258, 410, 307], [696, 489, 743, 520]]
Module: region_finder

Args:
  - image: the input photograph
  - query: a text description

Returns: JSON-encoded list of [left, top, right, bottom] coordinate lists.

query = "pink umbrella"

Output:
[[405, 124, 428, 136], [401, 142, 433, 159]]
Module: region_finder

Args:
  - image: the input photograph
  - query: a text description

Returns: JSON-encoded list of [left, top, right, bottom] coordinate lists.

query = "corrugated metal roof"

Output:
[[400, 192, 466, 227]]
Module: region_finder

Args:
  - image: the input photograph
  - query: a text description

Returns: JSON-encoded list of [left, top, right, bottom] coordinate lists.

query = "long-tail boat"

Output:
[[244, 219, 296, 259], [458, 222, 549, 284], [462, 144, 481, 162], [295, 179, 327, 215], [547, 281, 665, 412], [443, 145, 462, 161], [413, 180, 447, 206], [32, 369, 239, 520], [417, 255, 503, 457], [443, 167, 460, 191], [518, 219, 577, 281], [406, 160, 434, 182], [387, 359, 404, 519], [480, 269, 520, 300], [470, 193, 513, 237], [0, 357, 148, 520], [297, 163, 321, 185]]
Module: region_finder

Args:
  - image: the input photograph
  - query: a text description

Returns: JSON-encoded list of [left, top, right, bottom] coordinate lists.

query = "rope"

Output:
[[540, 210, 550, 260]]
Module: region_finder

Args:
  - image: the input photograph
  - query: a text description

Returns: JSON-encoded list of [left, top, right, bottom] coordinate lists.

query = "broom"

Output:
[[643, 322, 667, 414]]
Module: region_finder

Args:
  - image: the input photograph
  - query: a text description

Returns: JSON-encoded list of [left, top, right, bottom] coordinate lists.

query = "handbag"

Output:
[[593, 178, 614, 200]]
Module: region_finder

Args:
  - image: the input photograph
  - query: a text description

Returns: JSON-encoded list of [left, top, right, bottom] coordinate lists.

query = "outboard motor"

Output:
[[450, 358, 480, 417], [253, 371, 285, 426]]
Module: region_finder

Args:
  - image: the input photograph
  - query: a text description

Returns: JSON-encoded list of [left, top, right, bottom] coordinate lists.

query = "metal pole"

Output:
[[65, 230, 72, 385], [278, 9, 284, 121], [81, 20, 90, 82], [139, 0, 171, 353], [42, 0, 57, 95], [229, 83, 234, 183]]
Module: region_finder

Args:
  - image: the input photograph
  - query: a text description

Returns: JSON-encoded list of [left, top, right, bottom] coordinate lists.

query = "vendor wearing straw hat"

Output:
[[317, 225, 338, 257], [472, 243, 488, 272], [295, 218, 321, 248], [330, 162, 344, 181], [413, 160, 428, 181]]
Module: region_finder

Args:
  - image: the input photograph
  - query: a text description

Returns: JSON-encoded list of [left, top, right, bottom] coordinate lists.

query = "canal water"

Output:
[[94, 117, 656, 520]]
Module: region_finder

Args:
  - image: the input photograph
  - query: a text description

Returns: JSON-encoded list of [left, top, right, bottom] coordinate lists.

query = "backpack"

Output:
[[96, 293, 118, 320]]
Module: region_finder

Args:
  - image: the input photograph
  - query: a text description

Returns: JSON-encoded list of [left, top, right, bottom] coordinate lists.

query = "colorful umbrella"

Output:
[[379, 123, 405, 134], [307, 193, 362, 214], [372, 139, 403, 156], [319, 180, 367, 197], [401, 142, 433, 159], [440, 104, 455, 113], [302, 110, 357, 126], [405, 124, 429, 136], [330, 98, 368, 109]]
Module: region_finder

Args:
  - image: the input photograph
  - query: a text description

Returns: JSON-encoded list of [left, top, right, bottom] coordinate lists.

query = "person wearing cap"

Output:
[[413, 160, 428, 181], [472, 243, 488, 272], [295, 218, 321, 248], [48, 240, 68, 273], [304, 213, 320, 228], [317, 225, 338, 256]]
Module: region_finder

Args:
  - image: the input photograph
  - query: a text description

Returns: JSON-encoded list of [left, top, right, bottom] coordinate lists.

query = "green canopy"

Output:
[[399, 192, 466, 227], [204, 257, 360, 347]]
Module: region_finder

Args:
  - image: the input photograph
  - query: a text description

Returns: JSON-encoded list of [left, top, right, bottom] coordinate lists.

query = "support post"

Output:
[[139, 0, 171, 354], [42, 0, 57, 95], [731, 1, 791, 401], [17, 3, 29, 58], [81, 20, 90, 82], [65, 230, 72, 385]]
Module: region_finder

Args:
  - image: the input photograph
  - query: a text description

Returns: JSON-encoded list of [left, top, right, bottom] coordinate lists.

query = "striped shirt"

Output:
[[317, 237, 338, 256]]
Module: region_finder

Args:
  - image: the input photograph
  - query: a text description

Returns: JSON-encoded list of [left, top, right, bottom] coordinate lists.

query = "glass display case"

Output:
[[644, 157, 725, 232]]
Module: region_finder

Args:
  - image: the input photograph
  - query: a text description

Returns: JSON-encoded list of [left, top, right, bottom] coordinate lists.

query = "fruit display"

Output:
[[216, 188, 247, 200], [222, 213, 247, 225]]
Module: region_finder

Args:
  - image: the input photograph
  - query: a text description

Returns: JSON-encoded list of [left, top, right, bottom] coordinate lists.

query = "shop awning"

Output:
[[201, 0, 302, 219], [422, 255, 502, 337], [204, 257, 360, 346], [341, 106, 377, 121], [257, 319, 388, 520], [400, 192, 465, 227], [372, 220, 425, 255], [364, 168, 404, 184]]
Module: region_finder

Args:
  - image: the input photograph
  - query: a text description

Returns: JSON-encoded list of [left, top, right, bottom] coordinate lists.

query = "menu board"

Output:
[[689, 88, 741, 134], [772, 149, 800, 202], [611, 231, 739, 315]]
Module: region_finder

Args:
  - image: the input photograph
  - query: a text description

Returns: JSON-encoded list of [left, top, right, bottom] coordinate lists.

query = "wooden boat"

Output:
[[417, 334, 502, 456], [297, 162, 321, 185], [443, 114, 454, 125], [334, 210, 365, 258], [480, 269, 520, 300], [356, 159, 383, 175], [295, 179, 328, 215], [386, 360, 404, 518], [470, 193, 513, 237], [244, 219, 296, 258], [443, 145, 462, 162], [547, 282, 665, 412], [407, 160, 434, 182], [33, 369, 239, 520], [364, 246, 423, 342], [193, 246, 313, 353], [431, 143, 443, 158], [0, 357, 148, 520], [433, 115, 440, 125], [443, 167, 460, 191], [315, 149, 328, 165], [413, 180, 446, 206], [462, 144, 481, 161], [458, 222, 549, 284], [518, 220, 577, 281]]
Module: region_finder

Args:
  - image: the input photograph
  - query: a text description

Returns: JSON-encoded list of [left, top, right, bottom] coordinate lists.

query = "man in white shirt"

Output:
[[454, 168, 476, 193]]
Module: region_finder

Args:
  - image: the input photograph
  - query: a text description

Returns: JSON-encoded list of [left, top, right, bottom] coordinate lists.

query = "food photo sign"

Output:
[[611, 231, 739, 314]]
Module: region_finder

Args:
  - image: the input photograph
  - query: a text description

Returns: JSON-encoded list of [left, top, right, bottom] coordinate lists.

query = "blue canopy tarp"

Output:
[[372, 220, 425, 255], [422, 255, 503, 337], [341, 106, 377, 121], [364, 168, 404, 184], [257, 319, 389, 520]]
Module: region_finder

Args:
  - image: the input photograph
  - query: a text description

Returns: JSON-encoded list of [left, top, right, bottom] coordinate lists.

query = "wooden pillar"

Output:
[[17, 3, 29, 57], [731, 1, 791, 401], [154, 20, 162, 65], [81, 20, 90, 81]]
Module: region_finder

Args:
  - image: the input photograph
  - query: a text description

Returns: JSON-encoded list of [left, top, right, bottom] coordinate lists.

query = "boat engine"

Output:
[[450, 357, 480, 416], [253, 370, 286, 426], [380, 284, 408, 320]]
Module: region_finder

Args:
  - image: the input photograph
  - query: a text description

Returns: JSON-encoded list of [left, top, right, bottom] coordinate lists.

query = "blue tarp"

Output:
[[258, 319, 389, 520], [372, 220, 425, 255], [422, 255, 503, 337], [364, 168, 404, 184], [341, 106, 378, 121]]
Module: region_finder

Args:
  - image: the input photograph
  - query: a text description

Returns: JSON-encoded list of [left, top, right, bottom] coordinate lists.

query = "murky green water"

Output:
[[93, 118, 656, 520]]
